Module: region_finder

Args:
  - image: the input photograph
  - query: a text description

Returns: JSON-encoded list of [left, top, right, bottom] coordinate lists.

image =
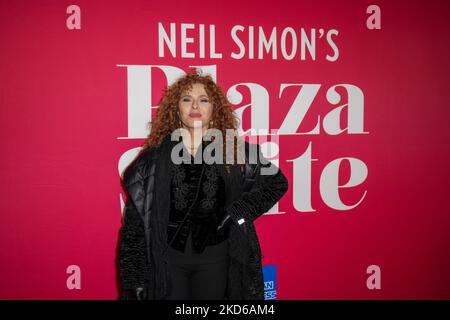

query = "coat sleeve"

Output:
[[118, 196, 150, 292], [225, 143, 289, 226]]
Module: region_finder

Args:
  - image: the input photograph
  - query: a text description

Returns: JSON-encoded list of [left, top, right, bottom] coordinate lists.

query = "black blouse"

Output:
[[167, 139, 228, 254]]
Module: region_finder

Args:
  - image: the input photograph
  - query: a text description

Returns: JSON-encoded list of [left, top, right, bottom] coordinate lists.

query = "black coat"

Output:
[[118, 134, 289, 300]]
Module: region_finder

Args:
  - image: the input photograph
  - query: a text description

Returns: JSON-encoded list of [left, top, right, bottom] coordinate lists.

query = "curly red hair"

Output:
[[142, 68, 245, 173]]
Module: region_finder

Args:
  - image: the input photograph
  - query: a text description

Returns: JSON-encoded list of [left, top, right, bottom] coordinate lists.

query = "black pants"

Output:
[[166, 230, 229, 300]]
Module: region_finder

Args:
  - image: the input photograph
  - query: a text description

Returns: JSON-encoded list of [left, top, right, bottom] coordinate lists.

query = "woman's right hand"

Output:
[[120, 286, 147, 300]]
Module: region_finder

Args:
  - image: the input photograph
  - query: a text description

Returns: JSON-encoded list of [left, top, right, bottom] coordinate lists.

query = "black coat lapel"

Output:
[[152, 135, 176, 246]]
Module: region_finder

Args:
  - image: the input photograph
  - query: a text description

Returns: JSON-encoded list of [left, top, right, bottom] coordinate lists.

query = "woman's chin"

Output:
[[187, 120, 205, 128]]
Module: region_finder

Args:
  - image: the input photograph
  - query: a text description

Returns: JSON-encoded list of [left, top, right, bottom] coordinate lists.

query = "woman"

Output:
[[118, 69, 289, 300]]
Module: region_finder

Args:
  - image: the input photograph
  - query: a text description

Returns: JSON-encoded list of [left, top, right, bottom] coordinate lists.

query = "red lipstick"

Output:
[[189, 112, 202, 118]]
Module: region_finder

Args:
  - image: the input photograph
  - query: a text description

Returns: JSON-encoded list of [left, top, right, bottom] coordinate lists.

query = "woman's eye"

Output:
[[181, 97, 209, 103]]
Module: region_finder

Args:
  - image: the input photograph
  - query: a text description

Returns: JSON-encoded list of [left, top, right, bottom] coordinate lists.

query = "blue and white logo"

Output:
[[263, 264, 277, 300]]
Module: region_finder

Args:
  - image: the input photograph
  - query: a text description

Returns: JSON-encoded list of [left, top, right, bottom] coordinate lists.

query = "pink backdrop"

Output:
[[1, 0, 449, 299]]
